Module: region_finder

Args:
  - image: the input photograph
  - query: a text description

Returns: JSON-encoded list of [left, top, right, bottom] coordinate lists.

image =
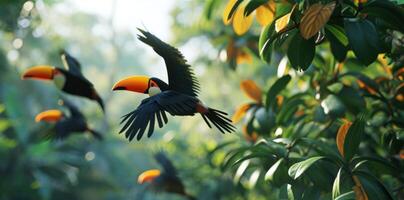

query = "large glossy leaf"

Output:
[[361, 0, 404, 33], [334, 191, 355, 200], [244, 0, 268, 16], [306, 159, 338, 191], [265, 75, 291, 110], [255, 2, 275, 26], [299, 2, 336, 39], [336, 120, 352, 157], [259, 22, 276, 63], [223, 0, 243, 24], [353, 170, 394, 200], [337, 86, 366, 115], [344, 19, 380, 66], [332, 168, 343, 199], [288, 156, 324, 179], [287, 33, 315, 71], [325, 24, 348, 46], [343, 113, 366, 161], [287, 183, 321, 200], [276, 97, 304, 125], [240, 80, 262, 103], [264, 158, 289, 186], [233, 3, 254, 35], [352, 156, 397, 175], [325, 26, 348, 62], [275, 12, 291, 32]]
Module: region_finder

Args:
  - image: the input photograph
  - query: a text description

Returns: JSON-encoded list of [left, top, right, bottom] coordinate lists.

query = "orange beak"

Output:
[[35, 109, 64, 123], [112, 75, 150, 93], [21, 65, 55, 80], [137, 169, 161, 184]]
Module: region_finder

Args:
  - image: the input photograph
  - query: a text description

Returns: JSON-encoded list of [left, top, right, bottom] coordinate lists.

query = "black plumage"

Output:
[[59, 51, 105, 111], [148, 152, 195, 200], [116, 29, 235, 141], [42, 99, 102, 140]]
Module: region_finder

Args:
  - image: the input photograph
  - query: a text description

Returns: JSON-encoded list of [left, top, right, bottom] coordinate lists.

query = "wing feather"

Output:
[[137, 28, 200, 97], [119, 91, 198, 141]]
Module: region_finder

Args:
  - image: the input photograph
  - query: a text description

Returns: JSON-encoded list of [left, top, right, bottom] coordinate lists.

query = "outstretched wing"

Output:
[[137, 28, 200, 97], [60, 50, 83, 77], [119, 91, 198, 141]]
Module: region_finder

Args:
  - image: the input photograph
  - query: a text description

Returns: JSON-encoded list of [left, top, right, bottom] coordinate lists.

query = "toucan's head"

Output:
[[112, 76, 164, 95], [138, 169, 161, 184], [22, 66, 66, 89], [35, 109, 64, 123]]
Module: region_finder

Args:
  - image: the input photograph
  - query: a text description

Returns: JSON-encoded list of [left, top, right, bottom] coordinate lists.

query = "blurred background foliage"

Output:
[[0, 0, 403, 200]]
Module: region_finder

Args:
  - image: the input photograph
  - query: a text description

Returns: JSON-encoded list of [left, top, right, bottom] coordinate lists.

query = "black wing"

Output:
[[155, 152, 177, 175], [119, 91, 198, 141], [46, 118, 87, 140], [60, 50, 84, 77], [59, 98, 84, 118], [137, 28, 200, 97]]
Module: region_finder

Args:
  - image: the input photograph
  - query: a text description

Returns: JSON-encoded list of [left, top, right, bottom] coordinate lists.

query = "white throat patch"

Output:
[[53, 73, 66, 89], [148, 87, 161, 96]]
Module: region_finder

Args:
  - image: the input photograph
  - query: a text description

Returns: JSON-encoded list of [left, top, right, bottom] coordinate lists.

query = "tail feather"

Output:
[[87, 128, 103, 140], [201, 108, 235, 133]]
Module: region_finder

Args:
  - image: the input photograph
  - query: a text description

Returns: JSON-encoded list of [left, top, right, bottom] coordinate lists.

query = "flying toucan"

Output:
[[35, 99, 103, 140], [22, 50, 104, 111], [112, 29, 235, 141], [138, 152, 195, 200]]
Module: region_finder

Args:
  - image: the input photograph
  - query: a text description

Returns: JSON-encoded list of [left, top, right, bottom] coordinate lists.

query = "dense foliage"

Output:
[[0, 0, 403, 200]]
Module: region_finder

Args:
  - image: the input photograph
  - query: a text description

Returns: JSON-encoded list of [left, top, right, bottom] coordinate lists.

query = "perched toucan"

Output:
[[22, 50, 104, 111], [138, 152, 195, 200], [112, 29, 235, 141], [35, 99, 102, 140]]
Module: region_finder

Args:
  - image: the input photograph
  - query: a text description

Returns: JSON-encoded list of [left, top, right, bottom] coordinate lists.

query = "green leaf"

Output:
[[276, 97, 304, 125], [287, 184, 321, 200], [203, 0, 220, 20], [259, 22, 276, 63], [362, 0, 404, 33], [234, 160, 250, 183], [325, 26, 348, 62], [265, 158, 289, 186], [221, 147, 251, 170], [288, 156, 324, 179], [244, 0, 268, 16], [287, 183, 305, 200], [275, 2, 292, 18], [265, 75, 291, 110], [334, 191, 355, 200], [352, 156, 397, 175], [300, 138, 341, 159], [353, 170, 394, 200], [321, 94, 346, 118], [325, 25, 349, 46], [332, 168, 343, 199], [287, 32, 315, 71], [227, 0, 244, 21], [337, 86, 366, 115], [306, 159, 338, 190], [343, 113, 366, 161], [344, 18, 380, 66]]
